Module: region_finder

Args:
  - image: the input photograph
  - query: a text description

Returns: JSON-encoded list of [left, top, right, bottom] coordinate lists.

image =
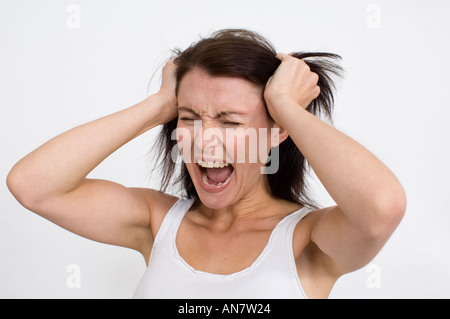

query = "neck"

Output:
[[197, 175, 279, 231]]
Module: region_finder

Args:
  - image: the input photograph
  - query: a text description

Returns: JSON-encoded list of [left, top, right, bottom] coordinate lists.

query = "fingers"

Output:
[[276, 52, 284, 58], [164, 57, 177, 69], [276, 52, 299, 60], [271, 52, 321, 106], [276, 52, 317, 78], [276, 53, 288, 60]]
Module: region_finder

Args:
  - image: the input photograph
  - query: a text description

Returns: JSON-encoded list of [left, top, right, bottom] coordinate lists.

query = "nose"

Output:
[[193, 120, 224, 157]]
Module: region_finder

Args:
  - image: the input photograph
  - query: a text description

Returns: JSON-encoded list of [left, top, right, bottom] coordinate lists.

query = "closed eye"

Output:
[[179, 117, 196, 122], [223, 121, 241, 126], [179, 117, 241, 127]]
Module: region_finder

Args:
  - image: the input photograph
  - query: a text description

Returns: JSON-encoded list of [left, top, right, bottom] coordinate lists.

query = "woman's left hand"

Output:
[[264, 53, 320, 124]]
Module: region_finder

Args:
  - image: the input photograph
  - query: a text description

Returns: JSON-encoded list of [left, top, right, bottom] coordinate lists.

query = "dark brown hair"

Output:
[[152, 29, 343, 209]]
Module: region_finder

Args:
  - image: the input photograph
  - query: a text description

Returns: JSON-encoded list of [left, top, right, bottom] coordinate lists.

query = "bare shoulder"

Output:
[[135, 188, 179, 238]]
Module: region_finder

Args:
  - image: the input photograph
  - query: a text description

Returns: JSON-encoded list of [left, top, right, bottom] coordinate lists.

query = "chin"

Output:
[[196, 194, 230, 210]]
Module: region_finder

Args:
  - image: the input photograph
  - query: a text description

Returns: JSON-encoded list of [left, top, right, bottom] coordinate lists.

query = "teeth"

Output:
[[202, 169, 209, 184], [200, 162, 233, 187], [201, 168, 227, 187], [197, 160, 229, 168]]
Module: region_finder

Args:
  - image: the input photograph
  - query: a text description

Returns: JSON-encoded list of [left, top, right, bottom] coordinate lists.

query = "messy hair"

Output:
[[152, 29, 343, 209]]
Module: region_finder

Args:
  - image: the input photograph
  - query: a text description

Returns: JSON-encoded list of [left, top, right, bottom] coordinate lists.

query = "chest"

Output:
[[177, 227, 271, 275], [175, 213, 311, 276]]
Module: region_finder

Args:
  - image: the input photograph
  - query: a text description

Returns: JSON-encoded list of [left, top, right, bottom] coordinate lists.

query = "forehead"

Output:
[[177, 68, 264, 114]]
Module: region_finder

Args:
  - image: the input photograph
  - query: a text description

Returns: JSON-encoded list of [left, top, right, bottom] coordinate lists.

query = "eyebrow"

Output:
[[178, 107, 247, 118]]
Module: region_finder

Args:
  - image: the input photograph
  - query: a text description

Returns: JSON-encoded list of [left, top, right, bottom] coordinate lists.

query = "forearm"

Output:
[[8, 94, 168, 201], [275, 97, 405, 223]]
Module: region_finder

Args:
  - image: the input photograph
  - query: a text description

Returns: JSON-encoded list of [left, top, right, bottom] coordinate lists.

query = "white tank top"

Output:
[[133, 197, 312, 299]]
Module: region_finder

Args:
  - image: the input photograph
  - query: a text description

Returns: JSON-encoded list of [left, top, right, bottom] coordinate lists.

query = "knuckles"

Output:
[[311, 72, 319, 84], [268, 55, 321, 105]]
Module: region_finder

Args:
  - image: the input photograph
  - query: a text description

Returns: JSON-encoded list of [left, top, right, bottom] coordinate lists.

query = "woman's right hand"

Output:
[[151, 58, 179, 124]]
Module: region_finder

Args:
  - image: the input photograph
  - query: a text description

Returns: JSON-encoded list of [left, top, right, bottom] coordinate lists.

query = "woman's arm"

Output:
[[6, 60, 178, 255], [264, 54, 406, 275]]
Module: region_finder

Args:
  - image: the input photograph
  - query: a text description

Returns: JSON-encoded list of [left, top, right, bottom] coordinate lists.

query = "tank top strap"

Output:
[[152, 197, 197, 248], [276, 206, 312, 237], [256, 206, 313, 270]]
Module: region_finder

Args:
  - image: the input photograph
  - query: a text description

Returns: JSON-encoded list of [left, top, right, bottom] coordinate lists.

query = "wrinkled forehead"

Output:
[[177, 68, 265, 116]]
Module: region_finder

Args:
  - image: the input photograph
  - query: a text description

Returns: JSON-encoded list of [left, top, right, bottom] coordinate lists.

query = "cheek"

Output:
[[175, 126, 194, 162], [225, 128, 272, 165], [261, 128, 274, 164]]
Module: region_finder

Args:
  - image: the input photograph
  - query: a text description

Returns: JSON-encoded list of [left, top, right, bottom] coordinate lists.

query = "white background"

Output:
[[1, 0, 449, 298]]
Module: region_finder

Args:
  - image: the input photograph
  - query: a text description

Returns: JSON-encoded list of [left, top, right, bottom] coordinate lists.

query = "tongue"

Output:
[[206, 166, 233, 184]]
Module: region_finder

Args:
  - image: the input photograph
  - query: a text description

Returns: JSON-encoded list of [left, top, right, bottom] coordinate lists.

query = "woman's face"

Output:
[[176, 68, 280, 209]]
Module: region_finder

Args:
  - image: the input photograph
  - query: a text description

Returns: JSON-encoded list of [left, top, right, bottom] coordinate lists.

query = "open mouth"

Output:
[[196, 160, 234, 192]]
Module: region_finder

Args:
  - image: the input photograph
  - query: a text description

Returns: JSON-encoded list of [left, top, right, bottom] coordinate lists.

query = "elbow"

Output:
[[381, 187, 407, 227], [6, 165, 42, 210], [365, 184, 407, 239], [7, 166, 27, 206], [7, 166, 21, 199]]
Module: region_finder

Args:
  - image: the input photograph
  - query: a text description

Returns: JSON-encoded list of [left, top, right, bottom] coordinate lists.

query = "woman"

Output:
[[7, 29, 406, 299]]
